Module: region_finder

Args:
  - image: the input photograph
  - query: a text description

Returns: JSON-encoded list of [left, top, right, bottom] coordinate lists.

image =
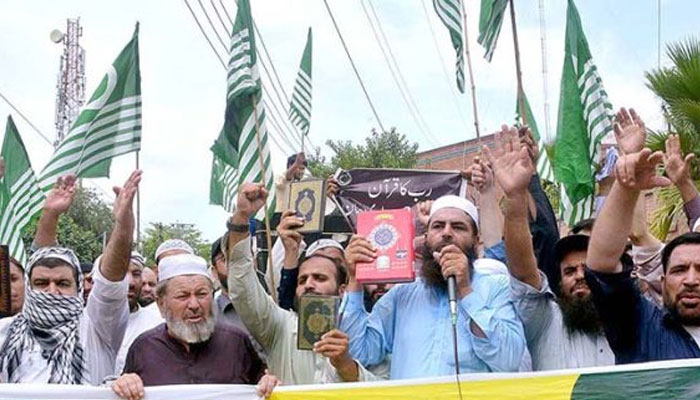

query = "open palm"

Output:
[[614, 108, 646, 155], [44, 174, 77, 214], [484, 126, 534, 197]]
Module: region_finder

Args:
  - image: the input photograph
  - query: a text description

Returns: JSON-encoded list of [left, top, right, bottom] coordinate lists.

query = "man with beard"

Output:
[[586, 144, 700, 362], [113, 252, 163, 375], [225, 183, 377, 384], [485, 126, 614, 370], [138, 267, 156, 307], [340, 194, 525, 378], [114, 254, 276, 400], [0, 171, 139, 384]]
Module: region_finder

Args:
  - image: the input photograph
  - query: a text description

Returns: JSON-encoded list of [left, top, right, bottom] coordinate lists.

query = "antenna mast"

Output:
[[52, 18, 86, 148]]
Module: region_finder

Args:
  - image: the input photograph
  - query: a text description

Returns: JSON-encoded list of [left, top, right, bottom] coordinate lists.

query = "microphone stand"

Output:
[[448, 276, 464, 400]]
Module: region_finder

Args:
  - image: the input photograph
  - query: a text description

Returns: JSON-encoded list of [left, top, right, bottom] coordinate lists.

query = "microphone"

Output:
[[447, 275, 458, 326], [434, 251, 459, 326]]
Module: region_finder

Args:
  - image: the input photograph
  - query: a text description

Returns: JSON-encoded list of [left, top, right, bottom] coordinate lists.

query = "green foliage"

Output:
[[645, 37, 700, 240], [307, 128, 419, 177], [22, 186, 113, 263], [140, 222, 211, 266]]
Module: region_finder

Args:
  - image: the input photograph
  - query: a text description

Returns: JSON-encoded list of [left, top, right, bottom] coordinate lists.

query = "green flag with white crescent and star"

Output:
[[477, 0, 508, 61], [516, 92, 555, 183], [209, 0, 275, 217], [289, 28, 312, 137], [38, 23, 142, 192], [0, 116, 45, 265], [553, 0, 614, 226], [432, 0, 465, 93]]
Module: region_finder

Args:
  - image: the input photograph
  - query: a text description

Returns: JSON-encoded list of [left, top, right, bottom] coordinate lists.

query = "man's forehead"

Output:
[[31, 264, 74, 277], [299, 257, 337, 275], [669, 243, 700, 265], [429, 207, 471, 224], [168, 274, 211, 289]]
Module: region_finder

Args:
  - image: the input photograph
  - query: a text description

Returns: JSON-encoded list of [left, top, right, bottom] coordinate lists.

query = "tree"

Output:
[[140, 222, 211, 266], [22, 186, 113, 263], [645, 37, 700, 239], [307, 128, 419, 177]]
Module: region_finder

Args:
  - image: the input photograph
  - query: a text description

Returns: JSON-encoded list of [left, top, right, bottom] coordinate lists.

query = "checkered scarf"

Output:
[[0, 247, 87, 384]]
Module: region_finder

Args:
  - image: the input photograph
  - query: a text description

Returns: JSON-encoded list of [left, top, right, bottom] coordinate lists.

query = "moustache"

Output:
[[677, 289, 700, 300]]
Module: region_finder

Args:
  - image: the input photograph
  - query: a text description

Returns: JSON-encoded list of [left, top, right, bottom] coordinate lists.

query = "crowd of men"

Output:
[[1, 107, 700, 398]]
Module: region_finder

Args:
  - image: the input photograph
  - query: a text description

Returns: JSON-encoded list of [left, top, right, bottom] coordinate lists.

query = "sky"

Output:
[[0, 0, 698, 244]]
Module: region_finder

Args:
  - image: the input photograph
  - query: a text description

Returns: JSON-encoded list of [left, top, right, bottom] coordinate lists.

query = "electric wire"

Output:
[[366, 0, 440, 146], [360, 0, 438, 147], [322, 0, 387, 133], [0, 89, 53, 146]]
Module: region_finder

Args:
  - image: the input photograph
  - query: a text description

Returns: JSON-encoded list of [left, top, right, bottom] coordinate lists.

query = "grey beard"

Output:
[[164, 307, 217, 344]]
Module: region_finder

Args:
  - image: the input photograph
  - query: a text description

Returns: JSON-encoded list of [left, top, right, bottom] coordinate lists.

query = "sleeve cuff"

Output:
[[229, 236, 252, 264], [509, 271, 552, 298], [92, 259, 128, 299]]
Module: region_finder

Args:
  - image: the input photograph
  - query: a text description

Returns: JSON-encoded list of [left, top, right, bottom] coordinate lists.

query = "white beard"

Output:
[[164, 307, 216, 344]]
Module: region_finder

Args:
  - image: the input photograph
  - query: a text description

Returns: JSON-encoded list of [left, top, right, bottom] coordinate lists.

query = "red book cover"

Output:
[[356, 208, 415, 284]]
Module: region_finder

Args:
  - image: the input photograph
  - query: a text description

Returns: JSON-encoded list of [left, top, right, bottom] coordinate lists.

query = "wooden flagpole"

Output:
[[252, 95, 278, 305], [509, 0, 528, 126], [135, 151, 141, 245], [459, 0, 481, 144]]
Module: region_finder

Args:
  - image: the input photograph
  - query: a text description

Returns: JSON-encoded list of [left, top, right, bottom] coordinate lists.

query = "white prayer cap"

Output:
[[429, 195, 479, 230], [158, 254, 211, 282], [693, 219, 700, 233], [307, 239, 345, 257], [155, 239, 194, 263], [474, 258, 509, 276], [130, 251, 146, 270]]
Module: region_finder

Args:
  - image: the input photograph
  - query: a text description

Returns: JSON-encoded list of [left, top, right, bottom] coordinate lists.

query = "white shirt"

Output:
[[0, 264, 129, 385], [114, 303, 163, 375], [684, 325, 700, 348], [510, 271, 615, 371]]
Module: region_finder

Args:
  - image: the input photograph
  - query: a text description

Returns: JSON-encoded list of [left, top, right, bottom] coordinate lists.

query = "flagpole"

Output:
[[252, 95, 278, 305], [135, 151, 141, 245], [509, 0, 528, 126], [459, 1, 481, 143]]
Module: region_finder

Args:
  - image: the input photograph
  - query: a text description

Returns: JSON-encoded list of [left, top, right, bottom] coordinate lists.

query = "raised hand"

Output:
[[235, 182, 268, 220], [416, 200, 432, 228], [44, 174, 77, 215], [112, 170, 142, 225], [614, 107, 646, 155], [483, 125, 534, 197], [615, 148, 671, 191], [664, 134, 695, 185], [471, 156, 494, 193], [518, 126, 539, 165], [277, 210, 304, 255], [326, 176, 339, 198]]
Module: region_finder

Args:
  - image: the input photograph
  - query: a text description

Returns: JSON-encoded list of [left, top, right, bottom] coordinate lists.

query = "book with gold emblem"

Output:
[[356, 208, 416, 284], [297, 294, 340, 350], [289, 179, 326, 233], [0, 246, 11, 317]]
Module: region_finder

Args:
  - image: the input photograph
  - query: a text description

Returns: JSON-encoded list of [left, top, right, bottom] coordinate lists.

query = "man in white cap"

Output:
[[154, 239, 194, 266], [0, 171, 141, 384], [112, 253, 277, 400], [112, 252, 163, 375], [225, 183, 378, 385], [275, 210, 346, 310], [339, 191, 525, 379]]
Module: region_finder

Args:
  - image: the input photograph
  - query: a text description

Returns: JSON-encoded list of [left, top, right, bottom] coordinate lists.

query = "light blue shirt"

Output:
[[340, 270, 525, 379]]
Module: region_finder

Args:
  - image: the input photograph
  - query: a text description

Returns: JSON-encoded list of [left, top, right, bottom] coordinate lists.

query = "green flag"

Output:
[[553, 0, 613, 226], [0, 116, 46, 264], [209, 0, 275, 216], [432, 0, 465, 93], [516, 93, 555, 182], [38, 24, 141, 191], [289, 28, 312, 137], [477, 0, 508, 61]]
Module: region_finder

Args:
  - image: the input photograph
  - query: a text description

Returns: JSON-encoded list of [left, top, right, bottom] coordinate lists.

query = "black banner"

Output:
[[333, 168, 465, 229]]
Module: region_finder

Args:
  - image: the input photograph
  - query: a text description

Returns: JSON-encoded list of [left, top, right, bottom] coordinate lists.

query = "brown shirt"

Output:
[[123, 323, 264, 386]]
